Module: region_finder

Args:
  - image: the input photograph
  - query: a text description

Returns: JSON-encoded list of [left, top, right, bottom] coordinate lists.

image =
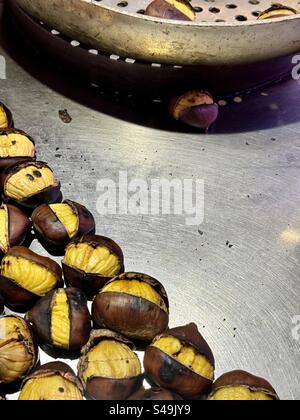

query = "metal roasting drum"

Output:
[[15, 0, 300, 65]]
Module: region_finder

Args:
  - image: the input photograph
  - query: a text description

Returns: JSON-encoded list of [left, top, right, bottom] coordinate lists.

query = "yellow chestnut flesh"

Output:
[[19, 375, 83, 400], [5, 165, 56, 200], [0, 133, 35, 158], [0, 107, 8, 129], [51, 289, 70, 349], [49, 204, 78, 238], [82, 339, 141, 382], [0, 208, 8, 253], [153, 336, 214, 380], [1, 255, 57, 296], [64, 242, 121, 277], [209, 387, 273, 400], [0, 317, 34, 384], [259, 7, 297, 19], [101, 280, 168, 312]]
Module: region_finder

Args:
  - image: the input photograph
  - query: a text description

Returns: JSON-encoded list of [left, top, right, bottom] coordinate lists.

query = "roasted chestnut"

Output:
[[92, 272, 169, 342], [144, 323, 215, 398], [0, 204, 31, 258], [32, 200, 95, 254], [0, 129, 36, 171], [169, 91, 219, 130], [0, 103, 13, 129], [62, 235, 124, 299], [0, 246, 62, 311], [19, 362, 83, 400], [207, 370, 279, 400], [258, 5, 297, 20], [1, 161, 61, 210], [145, 0, 195, 21], [26, 287, 92, 351], [0, 315, 38, 384], [128, 387, 183, 400], [78, 329, 143, 400]]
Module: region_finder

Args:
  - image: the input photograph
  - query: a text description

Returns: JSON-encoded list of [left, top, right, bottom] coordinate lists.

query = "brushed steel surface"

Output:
[[15, 0, 300, 65], [1, 7, 300, 400]]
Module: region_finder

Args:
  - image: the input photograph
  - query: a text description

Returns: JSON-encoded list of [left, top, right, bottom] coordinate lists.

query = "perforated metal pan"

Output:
[[15, 0, 300, 65]]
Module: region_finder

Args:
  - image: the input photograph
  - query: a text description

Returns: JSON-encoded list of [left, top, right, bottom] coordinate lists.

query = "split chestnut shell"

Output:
[[207, 370, 279, 400], [0, 129, 36, 171], [78, 329, 143, 400], [144, 323, 215, 398], [92, 272, 169, 342]]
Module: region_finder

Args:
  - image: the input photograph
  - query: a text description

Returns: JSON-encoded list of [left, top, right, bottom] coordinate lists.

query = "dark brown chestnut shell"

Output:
[[128, 387, 183, 400], [26, 287, 92, 351], [92, 272, 169, 342], [78, 329, 144, 400], [63, 235, 124, 300], [20, 361, 84, 397], [0, 246, 63, 312], [0, 293, 4, 314], [0, 129, 36, 171], [0, 204, 32, 258], [208, 370, 279, 400], [32, 200, 95, 254], [1, 161, 61, 210], [145, 0, 195, 21], [0, 103, 13, 129], [144, 323, 215, 399]]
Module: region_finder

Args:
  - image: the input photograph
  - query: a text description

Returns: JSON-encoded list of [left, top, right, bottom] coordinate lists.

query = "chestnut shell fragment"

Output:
[[78, 329, 144, 400], [145, 0, 195, 21], [0, 128, 36, 171], [32, 200, 95, 253], [63, 235, 124, 300], [0, 246, 63, 312], [144, 323, 215, 398], [208, 370, 279, 400], [92, 272, 169, 342]]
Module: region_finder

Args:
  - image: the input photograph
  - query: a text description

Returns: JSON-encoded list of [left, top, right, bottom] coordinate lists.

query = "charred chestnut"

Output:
[[0, 315, 38, 384], [78, 329, 143, 400], [0, 246, 62, 311], [32, 200, 95, 253], [144, 323, 215, 398], [145, 0, 195, 21], [0, 204, 31, 258], [92, 272, 169, 342], [19, 362, 83, 400], [26, 287, 92, 351], [0, 103, 13, 129], [258, 5, 297, 19], [1, 161, 61, 210], [62, 235, 124, 299], [169, 91, 219, 130], [128, 387, 182, 400], [207, 370, 279, 400], [0, 129, 36, 171]]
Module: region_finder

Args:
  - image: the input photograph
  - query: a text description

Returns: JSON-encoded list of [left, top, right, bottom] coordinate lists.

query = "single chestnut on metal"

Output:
[[32, 200, 95, 253], [0, 315, 39, 385], [144, 323, 215, 398], [1, 161, 61, 210], [0, 129, 36, 171], [0, 103, 13, 129], [78, 329, 143, 400], [19, 362, 84, 400], [92, 272, 169, 342], [0, 246, 62, 311], [128, 387, 183, 400], [62, 235, 124, 299], [207, 370, 279, 400], [258, 4, 297, 20], [169, 90, 219, 130], [26, 287, 92, 351], [0, 204, 32, 259], [145, 0, 196, 21]]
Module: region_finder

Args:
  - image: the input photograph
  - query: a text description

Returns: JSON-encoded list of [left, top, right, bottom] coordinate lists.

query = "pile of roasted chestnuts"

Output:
[[0, 102, 279, 400]]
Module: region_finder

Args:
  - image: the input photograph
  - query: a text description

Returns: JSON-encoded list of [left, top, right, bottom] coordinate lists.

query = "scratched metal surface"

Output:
[[1, 4, 300, 402]]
